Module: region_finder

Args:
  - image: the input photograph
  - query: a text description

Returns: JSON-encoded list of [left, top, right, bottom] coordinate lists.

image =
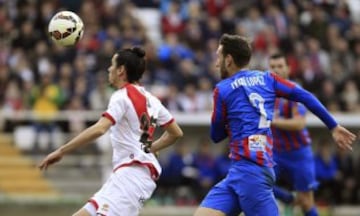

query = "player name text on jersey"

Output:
[[231, 76, 265, 89]]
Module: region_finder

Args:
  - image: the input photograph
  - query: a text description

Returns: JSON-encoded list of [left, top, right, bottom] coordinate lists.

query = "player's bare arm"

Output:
[[38, 117, 112, 170], [271, 115, 306, 131], [150, 121, 183, 153]]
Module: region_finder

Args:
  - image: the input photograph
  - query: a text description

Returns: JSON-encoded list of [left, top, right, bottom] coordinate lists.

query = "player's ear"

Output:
[[118, 65, 127, 80], [225, 54, 232, 67]]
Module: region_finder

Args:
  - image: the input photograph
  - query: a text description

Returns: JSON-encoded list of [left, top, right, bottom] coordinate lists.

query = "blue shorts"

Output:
[[274, 146, 319, 192], [200, 159, 278, 216]]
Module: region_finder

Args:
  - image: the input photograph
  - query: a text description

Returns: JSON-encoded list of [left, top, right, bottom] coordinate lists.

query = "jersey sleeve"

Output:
[[157, 102, 174, 127], [102, 93, 126, 125], [270, 73, 337, 130], [210, 87, 228, 143], [270, 72, 296, 98]]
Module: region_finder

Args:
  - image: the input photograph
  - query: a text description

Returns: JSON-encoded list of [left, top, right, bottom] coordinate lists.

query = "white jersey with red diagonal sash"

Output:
[[102, 83, 174, 179]]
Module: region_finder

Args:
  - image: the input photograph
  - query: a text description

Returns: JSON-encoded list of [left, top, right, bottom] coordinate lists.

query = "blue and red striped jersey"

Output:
[[211, 70, 337, 167], [271, 98, 312, 152]]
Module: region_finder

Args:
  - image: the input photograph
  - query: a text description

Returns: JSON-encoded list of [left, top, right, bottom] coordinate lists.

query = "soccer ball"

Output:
[[48, 11, 84, 46]]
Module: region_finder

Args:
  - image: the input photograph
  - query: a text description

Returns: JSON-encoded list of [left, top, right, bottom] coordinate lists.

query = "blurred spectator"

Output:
[[318, 78, 340, 112], [329, 60, 348, 91], [204, 0, 228, 17], [0, 65, 12, 108], [184, 19, 204, 50], [297, 56, 323, 94], [314, 138, 339, 204], [219, 6, 236, 34], [29, 73, 64, 152], [304, 5, 329, 46], [349, 58, 360, 91], [306, 37, 330, 78], [89, 73, 113, 111], [2, 79, 23, 112], [329, 3, 351, 36], [157, 33, 194, 70], [265, 5, 288, 39], [66, 96, 86, 136], [96, 39, 117, 71], [163, 84, 183, 112], [177, 84, 201, 112], [340, 80, 360, 112], [161, 1, 186, 35], [240, 6, 266, 38], [196, 77, 213, 111], [329, 38, 354, 74], [334, 148, 357, 204], [173, 58, 198, 89], [158, 141, 198, 205], [12, 20, 40, 50], [203, 16, 222, 41]]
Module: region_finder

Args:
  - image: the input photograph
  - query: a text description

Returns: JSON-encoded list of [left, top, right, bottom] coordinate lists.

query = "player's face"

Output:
[[108, 54, 119, 86], [215, 45, 229, 79], [269, 57, 289, 79]]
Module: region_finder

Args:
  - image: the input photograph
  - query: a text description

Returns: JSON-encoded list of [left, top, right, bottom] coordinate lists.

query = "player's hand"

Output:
[[38, 149, 63, 170], [331, 125, 356, 151]]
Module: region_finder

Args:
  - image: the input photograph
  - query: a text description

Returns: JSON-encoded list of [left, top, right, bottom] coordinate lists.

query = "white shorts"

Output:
[[83, 165, 157, 216]]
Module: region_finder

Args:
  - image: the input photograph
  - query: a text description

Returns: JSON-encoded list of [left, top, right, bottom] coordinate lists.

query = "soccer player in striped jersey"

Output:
[[269, 52, 318, 216], [193, 34, 356, 216], [39, 47, 183, 216]]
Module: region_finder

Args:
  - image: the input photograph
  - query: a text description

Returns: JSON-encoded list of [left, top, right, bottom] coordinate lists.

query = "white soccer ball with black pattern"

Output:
[[48, 11, 84, 46]]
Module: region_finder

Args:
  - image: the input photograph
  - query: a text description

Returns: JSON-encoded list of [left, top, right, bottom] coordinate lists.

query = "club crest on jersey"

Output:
[[248, 135, 266, 152]]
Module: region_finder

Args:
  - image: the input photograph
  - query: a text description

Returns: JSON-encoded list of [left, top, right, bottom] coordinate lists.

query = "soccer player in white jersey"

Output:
[[39, 47, 183, 216]]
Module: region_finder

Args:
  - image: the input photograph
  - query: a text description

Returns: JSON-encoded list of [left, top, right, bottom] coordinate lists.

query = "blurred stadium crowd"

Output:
[[2, 0, 360, 114], [0, 0, 360, 206]]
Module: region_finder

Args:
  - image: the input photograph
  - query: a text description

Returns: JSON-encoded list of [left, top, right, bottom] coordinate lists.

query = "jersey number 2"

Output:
[[249, 93, 270, 128]]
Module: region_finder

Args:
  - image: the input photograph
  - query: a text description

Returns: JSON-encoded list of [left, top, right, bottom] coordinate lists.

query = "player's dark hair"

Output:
[[269, 52, 289, 65], [219, 34, 251, 68], [115, 47, 146, 83]]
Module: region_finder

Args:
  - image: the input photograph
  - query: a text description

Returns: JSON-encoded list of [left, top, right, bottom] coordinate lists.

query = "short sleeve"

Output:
[[157, 102, 174, 127], [102, 93, 126, 125]]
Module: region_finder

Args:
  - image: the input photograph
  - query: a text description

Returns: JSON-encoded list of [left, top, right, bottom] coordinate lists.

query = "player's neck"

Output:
[[115, 80, 129, 89], [116, 81, 141, 89], [229, 66, 246, 76]]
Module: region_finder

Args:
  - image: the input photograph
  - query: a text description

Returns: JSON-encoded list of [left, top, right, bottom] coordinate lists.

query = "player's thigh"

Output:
[[90, 166, 156, 216], [291, 157, 318, 191], [230, 162, 278, 216], [197, 179, 241, 216], [239, 180, 278, 216]]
